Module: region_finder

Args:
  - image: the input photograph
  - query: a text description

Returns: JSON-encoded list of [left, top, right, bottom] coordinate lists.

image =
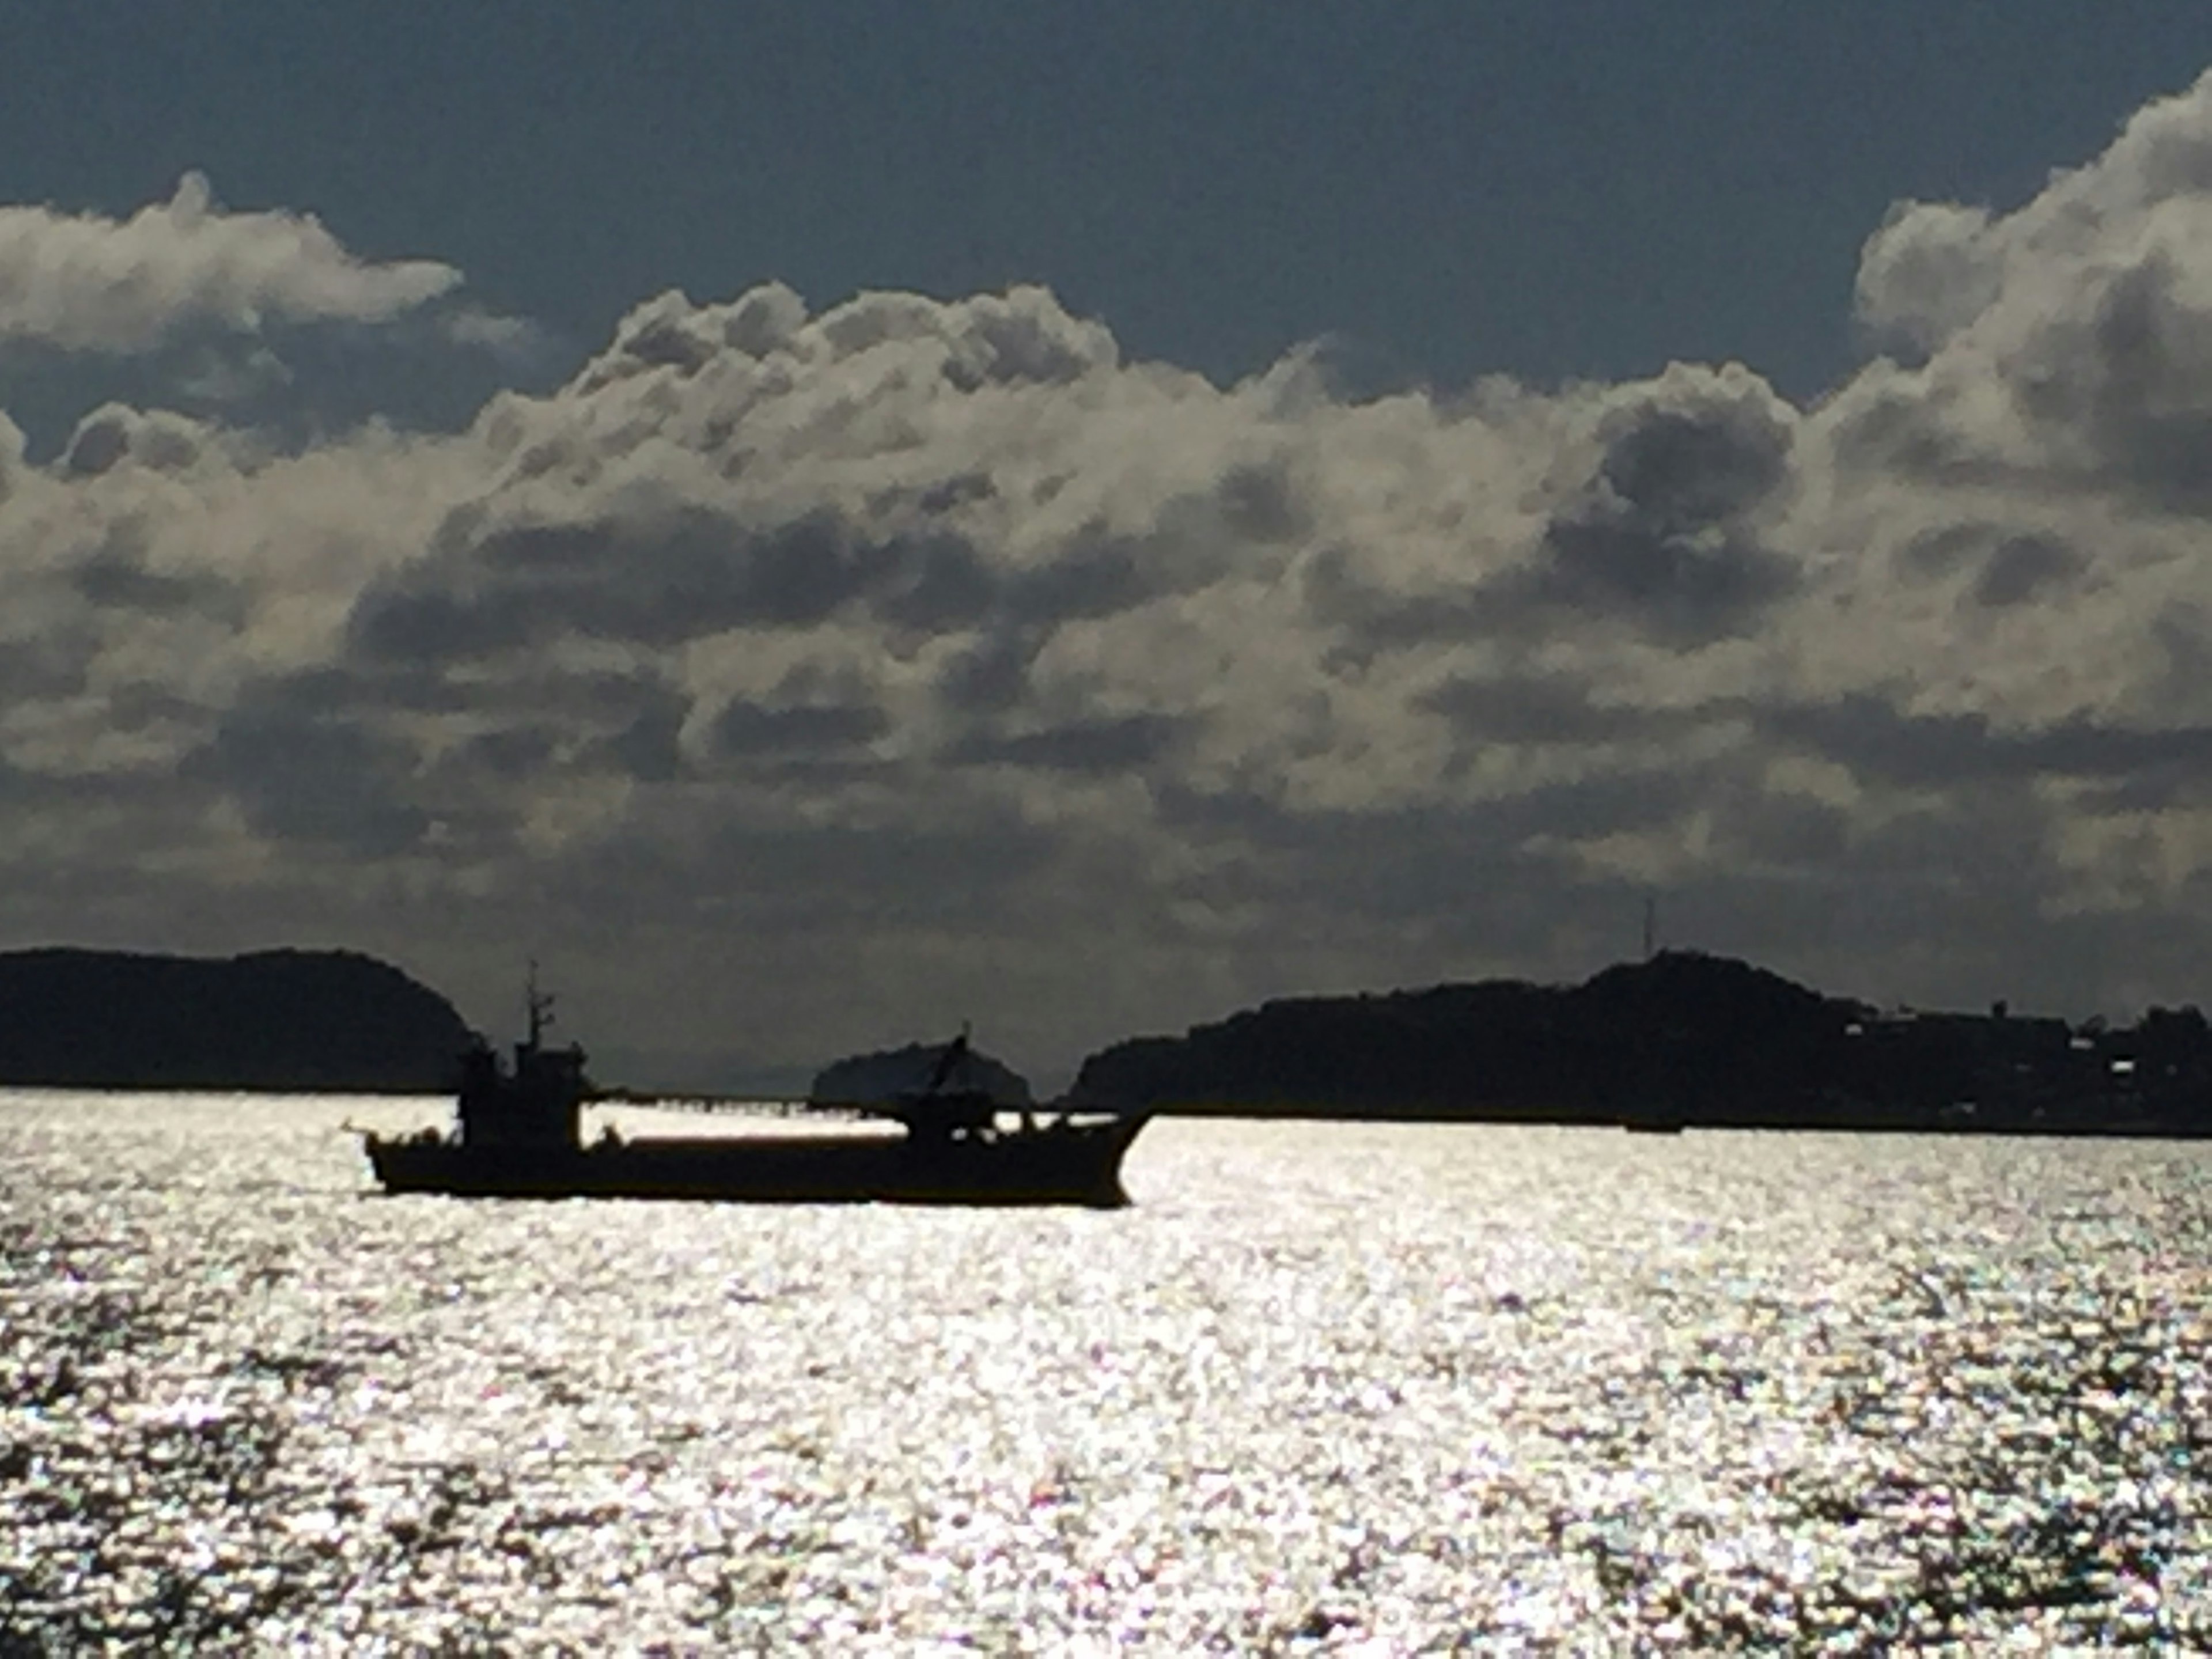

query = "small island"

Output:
[[809, 1040, 1033, 1110]]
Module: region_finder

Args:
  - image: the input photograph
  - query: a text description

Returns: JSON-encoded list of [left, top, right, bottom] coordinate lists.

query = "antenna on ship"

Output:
[[525, 958, 555, 1049]]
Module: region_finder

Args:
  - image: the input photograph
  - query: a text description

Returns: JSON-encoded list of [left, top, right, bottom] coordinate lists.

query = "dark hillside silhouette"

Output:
[[810, 1040, 1033, 1107], [1071, 952, 1865, 1119], [1070, 950, 2212, 1137], [0, 948, 472, 1092]]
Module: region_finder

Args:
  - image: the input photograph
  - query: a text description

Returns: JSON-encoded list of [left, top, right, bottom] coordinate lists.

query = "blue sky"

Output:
[[9, 5, 2211, 403], [9, 9, 2212, 1085]]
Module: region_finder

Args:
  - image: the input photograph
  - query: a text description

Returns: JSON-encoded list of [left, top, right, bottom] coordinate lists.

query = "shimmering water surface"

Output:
[[3, 1093, 2209, 1653]]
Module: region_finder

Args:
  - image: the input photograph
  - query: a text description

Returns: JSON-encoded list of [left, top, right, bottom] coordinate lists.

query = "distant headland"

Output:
[[13, 944, 2212, 1137], [0, 948, 471, 1093], [1069, 950, 2212, 1138]]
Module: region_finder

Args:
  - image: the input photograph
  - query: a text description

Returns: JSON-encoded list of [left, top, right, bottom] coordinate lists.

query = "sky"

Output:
[[7, 7, 2212, 1090]]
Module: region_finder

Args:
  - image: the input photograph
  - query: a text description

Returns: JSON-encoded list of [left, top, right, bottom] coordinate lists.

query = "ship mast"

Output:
[[524, 959, 555, 1051]]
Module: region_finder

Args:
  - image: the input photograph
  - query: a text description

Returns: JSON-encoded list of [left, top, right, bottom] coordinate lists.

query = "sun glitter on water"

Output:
[[2, 1094, 2208, 1649]]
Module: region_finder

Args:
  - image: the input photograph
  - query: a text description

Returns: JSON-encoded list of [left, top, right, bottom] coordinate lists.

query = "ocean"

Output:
[[2, 1092, 2207, 1653]]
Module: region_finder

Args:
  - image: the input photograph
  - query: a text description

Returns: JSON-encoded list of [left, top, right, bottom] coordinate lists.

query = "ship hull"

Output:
[[363, 1120, 1147, 1209]]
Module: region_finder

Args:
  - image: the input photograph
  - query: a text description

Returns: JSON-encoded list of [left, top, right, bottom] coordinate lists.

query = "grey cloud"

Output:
[[711, 698, 891, 759], [963, 465, 1287, 635], [1527, 518, 1792, 641], [1213, 460, 1308, 545], [1717, 789, 1855, 870], [484, 668, 690, 787], [1893, 523, 1985, 582], [1296, 546, 1484, 657], [351, 507, 997, 664], [347, 585, 525, 665], [509, 665, 690, 728], [1062, 463, 1301, 604], [1416, 674, 1706, 748], [1893, 524, 2084, 608], [0, 624, 94, 704], [61, 404, 217, 476], [946, 714, 1186, 775], [684, 815, 1061, 933], [942, 286, 1120, 387], [187, 701, 429, 857], [277, 662, 692, 786], [24, 103, 2212, 1078], [450, 725, 558, 781], [1972, 533, 2083, 608], [934, 631, 1042, 714], [1147, 782, 1707, 964], [569, 284, 809, 395], [1855, 200, 2005, 357], [871, 533, 999, 634], [593, 687, 691, 784], [1005, 534, 1162, 626], [1822, 370, 2002, 485], [233, 665, 468, 719], [74, 541, 241, 620], [1592, 384, 1793, 533], [0, 410, 21, 493], [897, 471, 995, 516], [103, 681, 207, 737], [173, 661, 695, 870], [1762, 696, 2212, 791], [1308, 368, 1802, 657], [1517, 370, 1798, 642], [1964, 245, 2212, 512]]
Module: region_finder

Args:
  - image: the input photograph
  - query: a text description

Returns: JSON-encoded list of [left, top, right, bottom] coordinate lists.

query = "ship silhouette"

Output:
[[362, 976, 1147, 1208]]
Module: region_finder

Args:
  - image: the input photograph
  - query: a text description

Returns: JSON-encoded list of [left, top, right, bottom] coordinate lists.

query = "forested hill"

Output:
[[1067, 952, 1857, 1118], [1066, 950, 2212, 1135], [0, 948, 472, 1092]]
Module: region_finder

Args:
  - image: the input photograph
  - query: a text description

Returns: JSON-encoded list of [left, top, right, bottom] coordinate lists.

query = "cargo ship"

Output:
[[361, 981, 1148, 1208]]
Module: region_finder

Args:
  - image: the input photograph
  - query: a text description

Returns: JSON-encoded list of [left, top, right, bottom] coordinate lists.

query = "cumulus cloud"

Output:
[[1512, 362, 1800, 643], [17, 76, 2212, 1077], [0, 172, 462, 353], [1844, 70, 2212, 507]]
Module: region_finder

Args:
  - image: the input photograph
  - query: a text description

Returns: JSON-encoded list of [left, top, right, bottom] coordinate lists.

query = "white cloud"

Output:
[[0, 172, 461, 354], [16, 77, 2212, 1074], [1855, 201, 2006, 355], [441, 305, 550, 364]]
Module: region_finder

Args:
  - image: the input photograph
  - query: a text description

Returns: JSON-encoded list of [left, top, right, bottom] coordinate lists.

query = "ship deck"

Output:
[[365, 1120, 1144, 1207]]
